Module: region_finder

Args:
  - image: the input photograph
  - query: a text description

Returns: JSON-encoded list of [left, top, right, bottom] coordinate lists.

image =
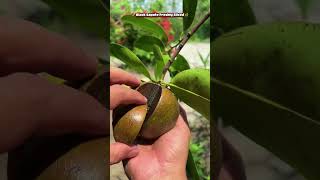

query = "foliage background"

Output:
[[110, 0, 210, 67], [216, 0, 320, 180], [110, 0, 211, 179]]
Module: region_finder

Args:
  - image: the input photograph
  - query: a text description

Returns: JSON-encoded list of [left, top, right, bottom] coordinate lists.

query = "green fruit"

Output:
[[213, 22, 320, 120], [171, 68, 210, 99], [113, 82, 180, 144], [213, 22, 320, 180], [171, 68, 210, 120]]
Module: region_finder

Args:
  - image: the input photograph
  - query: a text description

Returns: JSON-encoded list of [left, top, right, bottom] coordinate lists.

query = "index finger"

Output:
[[110, 67, 141, 87]]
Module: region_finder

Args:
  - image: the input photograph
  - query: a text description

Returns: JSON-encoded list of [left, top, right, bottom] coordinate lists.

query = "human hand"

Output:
[[124, 108, 191, 180], [110, 67, 147, 164], [110, 67, 147, 110], [0, 16, 108, 152]]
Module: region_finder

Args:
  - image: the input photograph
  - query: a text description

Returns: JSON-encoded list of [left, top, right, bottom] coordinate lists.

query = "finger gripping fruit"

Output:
[[112, 82, 180, 144]]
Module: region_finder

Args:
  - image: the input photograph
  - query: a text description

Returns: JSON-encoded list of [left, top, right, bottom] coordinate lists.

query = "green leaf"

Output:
[[152, 45, 165, 81], [169, 55, 191, 77], [183, 0, 198, 30], [110, 43, 151, 79], [294, 0, 314, 19], [167, 83, 209, 119], [213, 78, 320, 180], [212, 0, 256, 34], [169, 69, 210, 119], [162, 55, 191, 78], [41, 0, 107, 37], [135, 36, 166, 52], [122, 15, 168, 43], [186, 149, 201, 180]]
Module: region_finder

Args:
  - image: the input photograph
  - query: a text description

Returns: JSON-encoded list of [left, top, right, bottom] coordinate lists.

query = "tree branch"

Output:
[[161, 11, 210, 79]]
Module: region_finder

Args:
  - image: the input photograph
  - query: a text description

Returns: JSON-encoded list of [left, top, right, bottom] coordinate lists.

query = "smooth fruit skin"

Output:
[[171, 68, 210, 120], [113, 105, 147, 144], [140, 87, 180, 139], [213, 22, 320, 180], [36, 138, 107, 180], [7, 135, 106, 180], [213, 22, 320, 120]]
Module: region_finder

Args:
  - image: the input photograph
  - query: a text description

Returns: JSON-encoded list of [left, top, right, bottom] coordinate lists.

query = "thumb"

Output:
[[110, 143, 139, 165]]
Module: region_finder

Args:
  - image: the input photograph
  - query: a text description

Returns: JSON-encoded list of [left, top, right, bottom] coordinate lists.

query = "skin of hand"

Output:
[[0, 15, 190, 179], [109, 67, 147, 165], [0, 16, 108, 152], [124, 107, 191, 180]]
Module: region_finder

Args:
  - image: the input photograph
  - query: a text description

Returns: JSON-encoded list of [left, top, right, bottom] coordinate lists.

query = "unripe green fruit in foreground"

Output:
[[213, 22, 320, 180], [213, 22, 320, 120], [113, 82, 180, 144]]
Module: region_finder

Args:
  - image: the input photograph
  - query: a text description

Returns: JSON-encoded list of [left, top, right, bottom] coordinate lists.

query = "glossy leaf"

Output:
[[162, 55, 191, 78], [212, 0, 256, 33], [170, 55, 191, 77], [169, 69, 210, 119], [167, 83, 209, 120], [122, 15, 168, 43], [213, 78, 320, 180], [183, 0, 198, 30], [135, 36, 166, 52], [186, 149, 200, 180], [110, 43, 151, 79], [152, 45, 165, 81], [42, 0, 107, 37]]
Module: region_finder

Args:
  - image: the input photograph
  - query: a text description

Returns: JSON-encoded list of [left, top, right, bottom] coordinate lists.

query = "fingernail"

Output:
[[127, 146, 139, 158], [139, 95, 147, 103]]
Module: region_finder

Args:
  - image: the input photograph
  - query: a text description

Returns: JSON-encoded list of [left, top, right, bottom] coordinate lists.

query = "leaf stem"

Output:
[[161, 11, 210, 80]]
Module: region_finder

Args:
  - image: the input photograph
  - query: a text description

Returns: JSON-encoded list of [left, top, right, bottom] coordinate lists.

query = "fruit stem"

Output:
[[161, 11, 211, 80]]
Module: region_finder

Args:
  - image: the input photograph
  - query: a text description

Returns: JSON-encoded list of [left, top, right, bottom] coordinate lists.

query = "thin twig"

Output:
[[161, 11, 210, 79]]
